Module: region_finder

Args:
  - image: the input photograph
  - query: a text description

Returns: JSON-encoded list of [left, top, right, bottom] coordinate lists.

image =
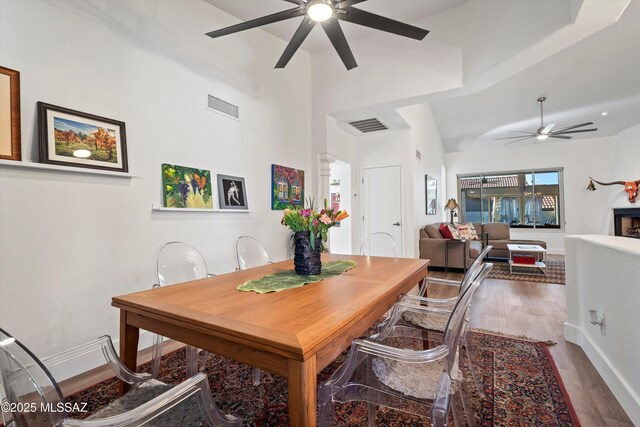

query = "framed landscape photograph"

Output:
[[162, 163, 213, 209], [38, 102, 128, 172], [217, 174, 248, 210], [0, 66, 21, 161], [426, 175, 437, 215], [271, 164, 304, 210]]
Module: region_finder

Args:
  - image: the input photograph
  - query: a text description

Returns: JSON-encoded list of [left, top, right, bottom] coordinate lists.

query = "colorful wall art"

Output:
[[271, 164, 304, 210], [162, 163, 213, 209], [38, 102, 128, 172]]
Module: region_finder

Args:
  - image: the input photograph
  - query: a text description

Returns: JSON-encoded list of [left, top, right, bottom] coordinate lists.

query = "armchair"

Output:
[[318, 264, 490, 426], [152, 242, 214, 379], [234, 236, 272, 386], [0, 329, 240, 426], [234, 236, 271, 270], [359, 232, 398, 258]]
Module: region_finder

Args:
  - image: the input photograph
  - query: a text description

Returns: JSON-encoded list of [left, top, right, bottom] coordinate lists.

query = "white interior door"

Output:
[[362, 165, 402, 257]]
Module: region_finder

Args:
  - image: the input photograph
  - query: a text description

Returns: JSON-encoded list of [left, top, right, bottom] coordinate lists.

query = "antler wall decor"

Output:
[[587, 177, 640, 203]]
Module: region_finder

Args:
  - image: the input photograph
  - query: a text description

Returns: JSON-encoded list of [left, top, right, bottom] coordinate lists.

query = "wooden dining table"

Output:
[[112, 254, 429, 426]]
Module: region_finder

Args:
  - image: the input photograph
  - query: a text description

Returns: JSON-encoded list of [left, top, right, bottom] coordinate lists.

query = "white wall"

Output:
[[399, 104, 447, 257], [0, 0, 311, 359], [564, 235, 640, 425], [329, 103, 446, 258], [445, 124, 640, 253]]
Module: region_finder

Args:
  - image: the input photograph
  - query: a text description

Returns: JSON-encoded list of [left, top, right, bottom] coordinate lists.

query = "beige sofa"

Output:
[[419, 222, 547, 269]]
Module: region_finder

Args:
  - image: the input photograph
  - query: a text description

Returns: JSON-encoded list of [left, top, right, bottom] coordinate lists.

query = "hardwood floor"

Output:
[[426, 260, 634, 427]]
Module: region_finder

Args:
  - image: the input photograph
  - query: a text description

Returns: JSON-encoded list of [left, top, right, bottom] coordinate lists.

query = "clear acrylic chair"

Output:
[[234, 236, 271, 386], [414, 245, 492, 297], [234, 236, 271, 270], [377, 248, 493, 399], [318, 263, 493, 426], [152, 242, 214, 379], [0, 329, 240, 427], [359, 232, 398, 257]]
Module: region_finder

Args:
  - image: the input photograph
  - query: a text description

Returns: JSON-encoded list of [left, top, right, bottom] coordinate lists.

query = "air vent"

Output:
[[207, 95, 239, 120], [349, 118, 388, 133]]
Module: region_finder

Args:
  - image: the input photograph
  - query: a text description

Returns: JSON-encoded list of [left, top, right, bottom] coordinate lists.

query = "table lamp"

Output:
[[445, 198, 459, 224]]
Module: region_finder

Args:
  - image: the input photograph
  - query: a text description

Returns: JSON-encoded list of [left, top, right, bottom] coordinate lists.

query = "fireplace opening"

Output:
[[614, 208, 640, 239]]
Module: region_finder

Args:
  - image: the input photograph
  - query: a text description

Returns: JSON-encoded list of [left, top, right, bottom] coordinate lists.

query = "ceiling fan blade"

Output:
[[275, 18, 316, 68], [282, 0, 303, 4], [206, 7, 304, 38], [495, 135, 537, 140], [542, 122, 556, 134], [504, 136, 535, 145], [551, 128, 598, 135], [336, 7, 429, 40], [552, 122, 593, 133], [507, 131, 538, 135], [549, 135, 572, 139], [321, 20, 358, 70]]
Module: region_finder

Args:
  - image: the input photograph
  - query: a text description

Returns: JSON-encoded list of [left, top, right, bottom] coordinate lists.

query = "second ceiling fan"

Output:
[[496, 97, 598, 144], [206, 0, 430, 70]]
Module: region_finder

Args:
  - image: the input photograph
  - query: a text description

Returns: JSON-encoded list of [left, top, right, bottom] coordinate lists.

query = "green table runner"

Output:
[[236, 260, 357, 294]]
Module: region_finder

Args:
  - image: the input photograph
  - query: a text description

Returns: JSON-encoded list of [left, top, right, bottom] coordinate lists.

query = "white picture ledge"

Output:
[[151, 204, 251, 213], [0, 159, 136, 178]]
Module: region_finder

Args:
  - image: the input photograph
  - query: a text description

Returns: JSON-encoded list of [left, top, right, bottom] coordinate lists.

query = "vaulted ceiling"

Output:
[[429, 0, 640, 152], [203, 0, 638, 152]]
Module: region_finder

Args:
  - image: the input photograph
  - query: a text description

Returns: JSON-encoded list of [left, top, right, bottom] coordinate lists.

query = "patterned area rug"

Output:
[[65, 331, 580, 426], [487, 259, 565, 285]]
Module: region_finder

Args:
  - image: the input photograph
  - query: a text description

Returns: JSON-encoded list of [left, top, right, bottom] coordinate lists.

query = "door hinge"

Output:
[[362, 178, 364, 184]]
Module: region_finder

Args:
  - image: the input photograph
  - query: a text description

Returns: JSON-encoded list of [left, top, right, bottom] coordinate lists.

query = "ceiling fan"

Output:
[[205, 0, 429, 70], [496, 97, 598, 144]]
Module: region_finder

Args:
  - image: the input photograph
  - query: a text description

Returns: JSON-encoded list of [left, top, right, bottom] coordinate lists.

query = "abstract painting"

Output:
[[38, 102, 127, 172], [162, 163, 213, 209], [217, 174, 248, 210], [271, 164, 304, 210]]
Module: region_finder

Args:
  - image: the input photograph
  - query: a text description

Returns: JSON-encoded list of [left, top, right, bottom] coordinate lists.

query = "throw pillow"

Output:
[[454, 224, 472, 240], [439, 223, 453, 239], [439, 223, 460, 239], [455, 223, 479, 240], [467, 222, 479, 240]]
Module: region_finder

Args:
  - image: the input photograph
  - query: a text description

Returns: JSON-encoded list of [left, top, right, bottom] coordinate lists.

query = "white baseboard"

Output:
[[563, 322, 579, 343], [564, 323, 640, 425]]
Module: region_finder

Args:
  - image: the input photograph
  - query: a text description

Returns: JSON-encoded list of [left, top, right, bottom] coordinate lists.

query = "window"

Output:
[[458, 169, 563, 229]]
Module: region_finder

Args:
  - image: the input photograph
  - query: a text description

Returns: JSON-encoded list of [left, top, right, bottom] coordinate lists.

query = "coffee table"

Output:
[[507, 244, 547, 276]]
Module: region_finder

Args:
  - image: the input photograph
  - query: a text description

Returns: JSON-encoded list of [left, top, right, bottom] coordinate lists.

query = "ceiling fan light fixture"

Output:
[[307, 0, 334, 22], [536, 134, 548, 140]]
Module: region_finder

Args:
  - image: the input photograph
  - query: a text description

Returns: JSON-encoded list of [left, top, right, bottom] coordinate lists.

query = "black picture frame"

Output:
[[217, 174, 248, 210], [37, 102, 128, 172], [426, 175, 437, 215]]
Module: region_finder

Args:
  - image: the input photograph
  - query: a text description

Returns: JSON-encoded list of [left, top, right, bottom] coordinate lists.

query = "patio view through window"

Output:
[[458, 169, 563, 229]]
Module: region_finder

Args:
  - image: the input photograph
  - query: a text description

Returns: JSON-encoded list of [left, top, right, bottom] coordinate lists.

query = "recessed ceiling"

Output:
[[429, 0, 640, 152], [203, 0, 465, 53]]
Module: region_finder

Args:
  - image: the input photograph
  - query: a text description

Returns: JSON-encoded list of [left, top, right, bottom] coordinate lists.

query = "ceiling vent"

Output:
[[349, 118, 388, 133], [207, 94, 239, 120]]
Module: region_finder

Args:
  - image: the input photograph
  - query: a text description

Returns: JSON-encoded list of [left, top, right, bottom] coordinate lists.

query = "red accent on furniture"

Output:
[[439, 222, 454, 239], [513, 255, 536, 265]]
